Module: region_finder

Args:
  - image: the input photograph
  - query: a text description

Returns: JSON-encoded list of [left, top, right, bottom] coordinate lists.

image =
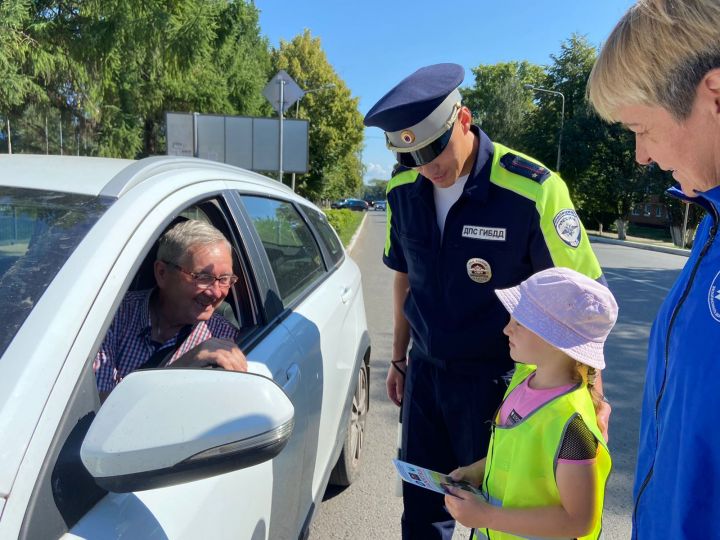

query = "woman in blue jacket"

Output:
[[587, 1, 720, 537]]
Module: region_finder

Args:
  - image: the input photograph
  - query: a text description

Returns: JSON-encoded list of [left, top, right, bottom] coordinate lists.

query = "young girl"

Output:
[[444, 267, 618, 540]]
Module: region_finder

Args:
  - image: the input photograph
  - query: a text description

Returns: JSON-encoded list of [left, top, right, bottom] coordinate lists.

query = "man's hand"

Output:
[[173, 338, 248, 372], [386, 359, 406, 406], [596, 398, 611, 443]]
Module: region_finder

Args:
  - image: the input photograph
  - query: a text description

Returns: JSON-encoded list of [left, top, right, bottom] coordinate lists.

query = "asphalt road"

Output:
[[309, 212, 687, 540]]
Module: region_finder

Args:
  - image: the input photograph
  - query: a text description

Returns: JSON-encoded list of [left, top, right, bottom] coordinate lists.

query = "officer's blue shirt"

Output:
[[383, 127, 603, 365]]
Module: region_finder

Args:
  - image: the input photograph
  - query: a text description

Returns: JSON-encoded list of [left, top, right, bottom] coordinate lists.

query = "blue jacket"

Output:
[[383, 127, 603, 365], [633, 185, 720, 539]]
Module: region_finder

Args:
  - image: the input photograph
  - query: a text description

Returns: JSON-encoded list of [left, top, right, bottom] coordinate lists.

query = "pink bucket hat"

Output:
[[494, 267, 618, 369]]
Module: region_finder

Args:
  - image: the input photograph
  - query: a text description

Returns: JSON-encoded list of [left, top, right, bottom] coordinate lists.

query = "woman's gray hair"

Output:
[[156, 219, 231, 264], [588, 0, 720, 122]]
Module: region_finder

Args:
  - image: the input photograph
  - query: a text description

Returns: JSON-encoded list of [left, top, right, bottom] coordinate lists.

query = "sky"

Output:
[[257, 0, 635, 183]]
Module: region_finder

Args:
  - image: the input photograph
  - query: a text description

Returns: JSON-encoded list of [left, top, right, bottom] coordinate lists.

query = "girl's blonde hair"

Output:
[[587, 0, 720, 122], [572, 363, 603, 412]]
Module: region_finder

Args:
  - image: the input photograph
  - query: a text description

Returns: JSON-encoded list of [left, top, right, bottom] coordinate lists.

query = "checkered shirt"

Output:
[[93, 289, 240, 393]]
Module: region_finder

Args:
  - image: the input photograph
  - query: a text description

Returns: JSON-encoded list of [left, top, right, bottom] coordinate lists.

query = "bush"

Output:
[[325, 209, 364, 246]]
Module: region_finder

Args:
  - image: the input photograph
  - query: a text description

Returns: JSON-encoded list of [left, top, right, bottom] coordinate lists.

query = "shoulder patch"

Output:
[[499, 153, 551, 183]]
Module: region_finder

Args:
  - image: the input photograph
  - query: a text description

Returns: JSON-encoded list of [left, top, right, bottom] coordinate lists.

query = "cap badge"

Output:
[[400, 130, 416, 144], [466, 258, 492, 284]]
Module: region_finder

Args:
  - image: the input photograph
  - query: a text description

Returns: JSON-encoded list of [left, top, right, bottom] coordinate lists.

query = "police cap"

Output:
[[364, 63, 464, 168]]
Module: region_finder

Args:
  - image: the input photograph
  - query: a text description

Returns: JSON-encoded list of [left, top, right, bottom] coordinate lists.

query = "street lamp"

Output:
[[525, 84, 565, 172], [292, 83, 336, 192]]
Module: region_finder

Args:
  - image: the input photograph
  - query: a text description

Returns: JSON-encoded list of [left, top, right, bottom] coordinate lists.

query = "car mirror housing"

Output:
[[80, 369, 294, 493]]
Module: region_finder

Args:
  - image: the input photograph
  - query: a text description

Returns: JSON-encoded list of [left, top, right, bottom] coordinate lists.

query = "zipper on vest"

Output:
[[632, 211, 718, 536], [484, 423, 497, 539]]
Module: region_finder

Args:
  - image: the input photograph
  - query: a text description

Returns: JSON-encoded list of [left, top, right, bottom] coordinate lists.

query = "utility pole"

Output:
[[525, 84, 565, 172]]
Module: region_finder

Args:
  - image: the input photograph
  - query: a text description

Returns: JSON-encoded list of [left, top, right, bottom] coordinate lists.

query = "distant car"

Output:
[[0, 155, 370, 540], [373, 200, 387, 211], [331, 198, 368, 211]]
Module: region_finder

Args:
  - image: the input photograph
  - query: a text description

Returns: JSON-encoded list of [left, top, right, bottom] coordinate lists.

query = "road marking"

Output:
[[604, 270, 671, 291]]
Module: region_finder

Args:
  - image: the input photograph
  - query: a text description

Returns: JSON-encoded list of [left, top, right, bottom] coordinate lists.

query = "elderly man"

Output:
[[94, 219, 247, 399]]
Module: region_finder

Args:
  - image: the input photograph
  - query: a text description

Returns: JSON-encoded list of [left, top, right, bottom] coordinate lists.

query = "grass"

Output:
[[325, 209, 365, 246], [625, 223, 672, 241]]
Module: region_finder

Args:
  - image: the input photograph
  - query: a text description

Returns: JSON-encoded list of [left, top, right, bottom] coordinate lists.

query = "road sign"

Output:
[[263, 70, 304, 114], [165, 112, 309, 173]]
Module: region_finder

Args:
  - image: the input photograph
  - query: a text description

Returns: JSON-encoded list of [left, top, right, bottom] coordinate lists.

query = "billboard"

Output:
[[166, 112, 309, 174]]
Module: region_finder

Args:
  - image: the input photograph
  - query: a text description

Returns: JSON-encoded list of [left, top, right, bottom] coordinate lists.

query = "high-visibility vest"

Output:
[[473, 364, 611, 540]]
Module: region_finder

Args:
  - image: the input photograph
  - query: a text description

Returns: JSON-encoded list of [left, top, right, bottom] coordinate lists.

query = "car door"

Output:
[[236, 194, 364, 504], [13, 182, 308, 540]]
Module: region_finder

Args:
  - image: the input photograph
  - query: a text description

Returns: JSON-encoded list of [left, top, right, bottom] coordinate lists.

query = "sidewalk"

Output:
[[586, 229, 691, 258]]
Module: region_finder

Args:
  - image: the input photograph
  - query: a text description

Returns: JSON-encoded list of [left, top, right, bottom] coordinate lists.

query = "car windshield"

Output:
[[0, 188, 112, 359]]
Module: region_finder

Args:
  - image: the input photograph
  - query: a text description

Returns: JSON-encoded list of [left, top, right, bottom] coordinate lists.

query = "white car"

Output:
[[0, 155, 370, 540]]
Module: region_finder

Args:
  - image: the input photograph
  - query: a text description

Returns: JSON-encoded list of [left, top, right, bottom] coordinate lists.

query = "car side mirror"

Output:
[[80, 369, 294, 493]]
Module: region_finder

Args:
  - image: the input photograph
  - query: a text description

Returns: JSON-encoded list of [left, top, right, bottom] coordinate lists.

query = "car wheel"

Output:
[[329, 361, 369, 486]]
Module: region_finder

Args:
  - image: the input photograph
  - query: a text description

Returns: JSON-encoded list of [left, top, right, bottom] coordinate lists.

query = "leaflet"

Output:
[[392, 459, 483, 497]]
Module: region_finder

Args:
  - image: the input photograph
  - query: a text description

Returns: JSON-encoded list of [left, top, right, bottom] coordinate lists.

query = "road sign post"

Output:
[[263, 71, 303, 184]]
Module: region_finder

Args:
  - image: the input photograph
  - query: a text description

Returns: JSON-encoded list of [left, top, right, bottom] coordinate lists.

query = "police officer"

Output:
[[364, 63, 608, 539]]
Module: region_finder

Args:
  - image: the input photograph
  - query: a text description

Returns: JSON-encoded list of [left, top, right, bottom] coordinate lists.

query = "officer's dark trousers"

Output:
[[401, 352, 512, 540]]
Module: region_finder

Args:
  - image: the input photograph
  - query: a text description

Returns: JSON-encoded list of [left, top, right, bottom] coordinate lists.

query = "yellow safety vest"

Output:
[[473, 364, 611, 540]]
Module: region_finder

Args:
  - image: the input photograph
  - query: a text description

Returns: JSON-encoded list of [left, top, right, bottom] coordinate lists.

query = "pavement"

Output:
[[586, 229, 690, 258]]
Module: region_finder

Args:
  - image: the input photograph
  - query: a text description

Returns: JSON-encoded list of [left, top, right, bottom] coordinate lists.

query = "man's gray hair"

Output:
[[156, 219, 231, 264]]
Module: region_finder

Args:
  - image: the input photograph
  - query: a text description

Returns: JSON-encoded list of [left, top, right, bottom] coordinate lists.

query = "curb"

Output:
[[346, 212, 369, 253], [588, 234, 691, 258]]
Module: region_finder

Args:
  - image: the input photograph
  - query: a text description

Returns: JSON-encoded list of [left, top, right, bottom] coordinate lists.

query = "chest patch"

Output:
[[462, 225, 507, 241], [708, 270, 720, 323], [553, 209, 581, 248], [466, 258, 492, 284]]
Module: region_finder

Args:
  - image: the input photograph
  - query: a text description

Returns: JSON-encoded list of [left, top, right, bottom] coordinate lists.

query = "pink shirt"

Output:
[[499, 373, 596, 465]]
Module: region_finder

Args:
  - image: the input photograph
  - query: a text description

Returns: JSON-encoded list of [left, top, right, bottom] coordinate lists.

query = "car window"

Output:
[[303, 207, 344, 267], [0, 188, 112, 359], [241, 196, 325, 306]]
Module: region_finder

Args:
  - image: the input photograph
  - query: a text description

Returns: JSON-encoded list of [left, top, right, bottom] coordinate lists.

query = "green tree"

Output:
[[272, 30, 364, 201], [0, 0, 65, 151], [521, 34, 654, 239], [462, 61, 544, 148], [2, 0, 270, 157], [363, 179, 388, 202], [521, 34, 598, 178]]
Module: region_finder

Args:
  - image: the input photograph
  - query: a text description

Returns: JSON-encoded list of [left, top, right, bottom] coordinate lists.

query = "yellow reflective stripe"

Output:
[[490, 143, 602, 281], [385, 170, 418, 257]]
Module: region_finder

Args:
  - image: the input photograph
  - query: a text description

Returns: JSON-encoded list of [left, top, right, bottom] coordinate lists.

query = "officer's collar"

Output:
[[411, 125, 493, 202]]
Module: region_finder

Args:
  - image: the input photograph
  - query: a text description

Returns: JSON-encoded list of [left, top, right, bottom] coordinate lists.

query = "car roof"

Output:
[[0, 155, 294, 199]]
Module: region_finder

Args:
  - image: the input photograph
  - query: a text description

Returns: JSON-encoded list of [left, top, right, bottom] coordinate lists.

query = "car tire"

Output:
[[329, 360, 369, 486]]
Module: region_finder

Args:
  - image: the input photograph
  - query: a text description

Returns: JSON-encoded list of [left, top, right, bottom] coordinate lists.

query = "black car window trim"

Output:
[[239, 194, 328, 306], [295, 204, 345, 272], [228, 191, 332, 322]]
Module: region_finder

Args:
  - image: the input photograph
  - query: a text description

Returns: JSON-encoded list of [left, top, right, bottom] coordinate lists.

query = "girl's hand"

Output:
[[448, 459, 485, 488], [443, 485, 492, 528]]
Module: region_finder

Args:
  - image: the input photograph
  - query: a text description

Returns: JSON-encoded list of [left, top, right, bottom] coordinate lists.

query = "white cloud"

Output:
[[364, 162, 391, 181]]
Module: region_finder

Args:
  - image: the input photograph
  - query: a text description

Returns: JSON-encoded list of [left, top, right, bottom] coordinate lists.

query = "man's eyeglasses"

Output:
[[163, 260, 238, 289]]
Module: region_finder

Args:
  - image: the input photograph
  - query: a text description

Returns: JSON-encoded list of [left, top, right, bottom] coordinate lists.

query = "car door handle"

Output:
[[340, 286, 352, 304], [283, 364, 301, 397]]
